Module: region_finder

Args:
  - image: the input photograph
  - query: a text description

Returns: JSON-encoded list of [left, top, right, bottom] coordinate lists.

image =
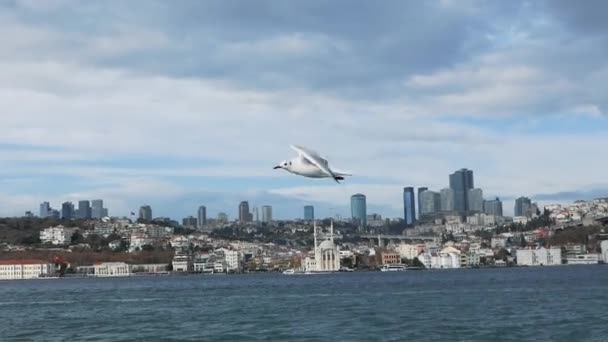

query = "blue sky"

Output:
[[1, 0, 608, 219]]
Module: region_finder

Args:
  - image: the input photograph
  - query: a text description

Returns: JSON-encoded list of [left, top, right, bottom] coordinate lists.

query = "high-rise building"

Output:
[[440, 188, 455, 212], [403, 187, 416, 225], [449, 168, 474, 213], [416, 187, 427, 220], [61, 202, 75, 220], [39, 202, 51, 218], [139, 205, 153, 221], [483, 197, 503, 216], [182, 216, 197, 228], [304, 205, 314, 221], [91, 199, 106, 219], [197, 206, 207, 228], [351, 194, 367, 226], [514, 197, 532, 217], [467, 188, 484, 213], [262, 205, 273, 223], [419, 190, 441, 217], [239, 201, 252, 223], [217, 212, 229, 223], [78, 200, 91, 220]]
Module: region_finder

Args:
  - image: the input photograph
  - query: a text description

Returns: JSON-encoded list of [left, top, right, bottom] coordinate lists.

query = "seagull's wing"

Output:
[[290, 145, 339, 182]]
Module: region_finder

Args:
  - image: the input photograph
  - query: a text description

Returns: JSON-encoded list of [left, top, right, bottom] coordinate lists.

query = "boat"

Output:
[[380, 264, 407, 272], [282, 269, 295, 275]]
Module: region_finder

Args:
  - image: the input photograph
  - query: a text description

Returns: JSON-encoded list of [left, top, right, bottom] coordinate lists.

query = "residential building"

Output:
[[61, 202, 75, 220], [440, 188, 455, 212], [172, 252, 193, 272], [197, 206, 207, 228], [261, 205, 272, 223], [239, 201, 253, 223], [449, 168, 474, 213], [351, 194, 367, 226], [39, 202, 51, 218], [483, 197, 503, 216], [514, 197, 532, 217], [139, 205, 152, 221], [78, 200, 92, 220], [217, 248, 240, 271], [416, 187, 427, 220], [467, 188, 483, 213], [304, 205, 314, 221], [403, 187, 415, 225], [380, 251, 401, 265], [93, 262, 132, 277], [40, 226, 74, 245], [516, 247, 562, 266], [0, 260, 54, 280], [601, 240, 608, 263], [397, 244, 426, 260], [419, 190, 441, 217]]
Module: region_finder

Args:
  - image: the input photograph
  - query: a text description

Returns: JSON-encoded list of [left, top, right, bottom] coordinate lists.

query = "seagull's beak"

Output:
[[273, 165, 282, 169]]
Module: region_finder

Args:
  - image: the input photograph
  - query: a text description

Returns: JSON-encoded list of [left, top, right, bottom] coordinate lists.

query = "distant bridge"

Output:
[[359, 234, 438, 246]]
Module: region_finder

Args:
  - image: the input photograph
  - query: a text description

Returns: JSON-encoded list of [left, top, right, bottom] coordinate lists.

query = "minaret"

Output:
[[330, 219, 334, 243], [313, 220, 318, 251]]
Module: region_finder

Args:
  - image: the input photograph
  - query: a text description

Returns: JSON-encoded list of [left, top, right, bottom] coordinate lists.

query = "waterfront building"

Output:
[[397, 244, 426, 260], [449, 168, 474, 213], [93, 262, 132, 277], [602, 240, 608, 263], [403, 187, 415, 225], [197, 206, 207, 228], [351, 194, 367, 227], [262, 205, 272, 223], [416, 187, 427, 220], [304, 205, 314, 221], [40, 226, 74, 245], [0, 260, 54, 280], [516, 247, 562, 266], [467, 188, 483, 213], [304, 221, 340, 272], [440, 188, 455, 212], [172, 252, 193, 272], [139, 205, 153, 221], [380, 251, 401, 265], [216, 248, 240, 271]]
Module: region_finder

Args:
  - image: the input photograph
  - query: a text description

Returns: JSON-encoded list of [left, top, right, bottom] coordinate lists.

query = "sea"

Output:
[[1, 265, 607, 342]]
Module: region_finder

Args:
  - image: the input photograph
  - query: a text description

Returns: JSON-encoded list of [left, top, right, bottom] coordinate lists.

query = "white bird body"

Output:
[[274, 145, 351, 183]]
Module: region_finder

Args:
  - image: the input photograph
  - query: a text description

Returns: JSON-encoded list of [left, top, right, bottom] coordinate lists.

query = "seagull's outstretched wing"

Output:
[[290, 145, 340, 183]]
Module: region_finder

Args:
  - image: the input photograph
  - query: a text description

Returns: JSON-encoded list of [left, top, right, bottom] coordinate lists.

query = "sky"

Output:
[[1, 0, 608, 220]]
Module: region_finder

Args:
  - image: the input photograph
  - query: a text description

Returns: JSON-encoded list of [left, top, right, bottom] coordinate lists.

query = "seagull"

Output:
[[273, 145, 352, 183]]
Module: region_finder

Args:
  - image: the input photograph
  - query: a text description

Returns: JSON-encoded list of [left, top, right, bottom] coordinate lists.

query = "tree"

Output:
[[412, 257, 425, 268], [141, 244, 154, 252], [71, 231, 84, 245]]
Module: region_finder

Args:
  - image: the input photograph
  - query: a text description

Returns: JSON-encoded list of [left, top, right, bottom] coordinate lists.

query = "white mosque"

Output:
[[304, 220, 340, 273]]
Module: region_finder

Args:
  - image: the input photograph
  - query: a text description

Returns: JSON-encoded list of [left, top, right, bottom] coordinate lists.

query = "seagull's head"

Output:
[[273, 160, 292, 171]]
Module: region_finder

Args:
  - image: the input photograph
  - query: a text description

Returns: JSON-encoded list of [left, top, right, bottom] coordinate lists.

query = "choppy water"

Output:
[[1, 266, 608, 341]]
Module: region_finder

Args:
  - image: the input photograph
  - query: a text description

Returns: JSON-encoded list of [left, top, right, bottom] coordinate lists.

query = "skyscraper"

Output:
[[351, 194, 367, 226], [91, 199, 105, 219], [440, 188, 455, 212], [239, 201, 252, 223], [61, 202, 74, 220], [514, 197, 532, 217], [262, 205, 273, 223], [139, 205, 152, 221], [416, 187, 427, 220], [449, 168, 474, 213], [483, 197, 503, 216], [39, 202, 51, 218], [467, 188, 484, 213], [78, 200, 91, 220], [403, 187, 415, 225], [419, 190, 441, 217], [304, 205, 314, 221], [197, 206, 207, 228]]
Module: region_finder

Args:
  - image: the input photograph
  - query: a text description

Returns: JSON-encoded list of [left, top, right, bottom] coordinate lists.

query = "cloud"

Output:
[[0, 1, 607, 218]]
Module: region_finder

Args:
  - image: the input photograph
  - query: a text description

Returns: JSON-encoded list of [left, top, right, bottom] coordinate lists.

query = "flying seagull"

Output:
[[273, 145, 352, 183]]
